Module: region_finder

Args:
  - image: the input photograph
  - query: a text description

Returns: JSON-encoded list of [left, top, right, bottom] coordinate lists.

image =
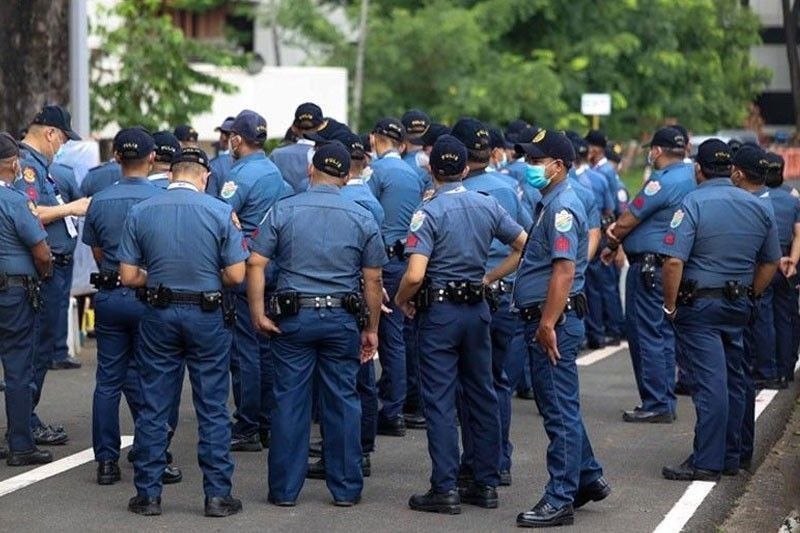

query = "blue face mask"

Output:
[[525, 163, 550, 189]]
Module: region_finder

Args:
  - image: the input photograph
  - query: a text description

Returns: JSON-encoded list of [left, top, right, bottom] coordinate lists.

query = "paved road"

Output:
[[0, 341, 796, 532]]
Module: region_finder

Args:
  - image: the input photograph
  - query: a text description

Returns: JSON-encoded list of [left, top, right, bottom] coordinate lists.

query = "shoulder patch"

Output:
[[791, 187, 800, 199], [643, 181, 661, 196], [27, 200, 38, 216], [554, 209, 574, 232], [23, 167, 36, 183], [669, 209, 684, 229], [220, 181, 238, 199], [409, 211, 426, 232], [617, 188, 629, 202]]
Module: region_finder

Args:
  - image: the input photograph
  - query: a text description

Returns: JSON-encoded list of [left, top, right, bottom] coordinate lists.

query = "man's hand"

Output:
[[600, 246, 617, 266], [534, 322, 560, 366], [360, 331, 378, 363], [381, 287, 393, 314], [253, 314, 281, 335], [614, 248, 626, 269], [605, 222, 619, 245], [397, 300, 416, 319], [780, 257, 797, 278], [70, 197, 91, 217]]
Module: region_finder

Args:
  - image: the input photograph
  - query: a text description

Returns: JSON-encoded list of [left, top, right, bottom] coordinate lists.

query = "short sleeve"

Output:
[[493, 200, 524, 245], [659, 203, 695, 260], [361, 218, 388, 268], [116, 210, 142, 266], [602, 178, 615, 212], [219, 208, 250, 267], [628, 179, 668, 220], [405, 208, 435, 257], [516, 195, 533, 229], [82, 202, 99, 247], [546, 206, 579, 262], [794, 198, 800, 224], [12, 198, 47, 247], [250, 206, 280, 259]]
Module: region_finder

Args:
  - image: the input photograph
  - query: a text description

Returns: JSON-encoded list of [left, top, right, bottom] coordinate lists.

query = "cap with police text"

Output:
[[312, 140, 351, 178], [372, 118, 406, 143], [294, 103, 324, 129], [584, 129, 607, 148], [430, 134, 467, 177], [515, 129, 576, 165], [153, 131, 181, 162], [732, 145, 769, 178], [695, 139, 732, 175], [402, 109, 431, 137], [672, 124, 689, 145], [331, 130, 366, 160], [113, 128, 155, 160], [450, 118, 490, 151], [765, 152, 785, 174], [231, 110, 268, 144], [171, 146, 211, 171], [0, 132, 20, 159], [517, 126, 542, 144], [32, 105, 81, 141], [173, 124, 198, 142], [643, 127, 686, 150], [215, 117, 235, 133]]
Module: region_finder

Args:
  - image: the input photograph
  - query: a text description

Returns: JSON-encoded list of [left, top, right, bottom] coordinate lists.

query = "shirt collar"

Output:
[[218, 149, 230, 156], [147, 172, 168, 182], [541, 178, 570, 208], [465, 168, 488, 179], [167, 180, 200, 192], [19, 142, 48, 168], [378, 150, 401, 160], [233, 151, 266, 166], [346, 178, 364, 186], [309, 183, 341, 194], [433, 181, 465, 197], [595, 157, 608, 168], [120, 176, 152, 184], [698, 177, 732, 189], [297, 138, 315, 146]]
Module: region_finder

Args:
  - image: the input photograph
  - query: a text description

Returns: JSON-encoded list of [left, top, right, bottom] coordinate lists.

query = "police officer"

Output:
[[118, 147, 246, 517], [660, 139, 780, 481], [17, 105, 90, 446], [208, 116, 235, 197], [0, 132, 54, 466], [246, 140, 385, 507], [504, 119, 532, 184], [145, 131, 181, 189], [173, 124, 198, 149], [448, 118, 531, 488], [270, 103, 326, 193], [367, 117, 424, 437], [81, 158, 122, 197], [401, 109, 434, 194], [222, 109, 287, 452], [764, 152, 800, 382], [395, 134, 526, 514], [604, 127, 695, 423], [513, 130, 609, 528]]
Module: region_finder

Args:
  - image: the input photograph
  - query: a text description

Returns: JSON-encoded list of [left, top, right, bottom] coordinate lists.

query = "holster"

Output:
[[677, 279, 697, 306], [268, 291, 300, 318], [412, 278, 432, 311], [342, 292, 368, 329]]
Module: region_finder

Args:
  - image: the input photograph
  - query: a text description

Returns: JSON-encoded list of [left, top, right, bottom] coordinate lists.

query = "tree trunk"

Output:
[[0, 0, 70, 136], [784, 0, 800, 134], [351, 0, 369, 132]]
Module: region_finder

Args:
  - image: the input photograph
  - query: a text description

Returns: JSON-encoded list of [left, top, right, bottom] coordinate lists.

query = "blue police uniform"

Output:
[[513, 179, 604, 508], [16, 144, 79, 430], [402, 151, 434, 193], [208, 150, 233, 198], [341, 177, 385, 227], [270, 140, 314, 193], [660, 177, 780, 472], [0, 182, 48, 453], [405, 181, 523, 494], [220, 151, 286, 442], [251, 183, 386, 504], [81, 160, 122, 196], [506, 158, 528, 184], [367, 150, 423, 426], [459, 169, 531, 479], [147, 173, 169, 189], [84, 177, 163, 463], [118, 180, 248, 500], [623, 162, 695, 417]]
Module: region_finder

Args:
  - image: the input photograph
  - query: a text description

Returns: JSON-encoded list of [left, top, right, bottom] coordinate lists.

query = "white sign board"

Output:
[[581, 93, 611, 116]]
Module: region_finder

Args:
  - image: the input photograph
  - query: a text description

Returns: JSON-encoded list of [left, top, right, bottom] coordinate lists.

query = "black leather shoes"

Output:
[[49, 357, 82, 370], [205, 495, 242, 517], [267, 494, 296, 507], [404, 412, 427, 429], [674, 381, 693, 396], [0, 445, 7, 460], [0, 379, 5, 392], [409, 489, 461, 514], [128, 495, 162, 516], [516, 388, 536, 400], [7, 448, 53, 467], [259, 428, 270, 448], [362, 454, 371, 477], [307, 458, 326, 479], [662, 459, 721, 481], [162, 465, 183, 484], [97, 460, 121, 485], [622, 409, 673, 423], [377, 416, 406, 437], [457, 465, 474, 488], [573, 476, 612, 509], [517, 499, 574, 528], [586, 338, 604, 350], [499, 469, 512, 486], [309, 439, 323, 458], [230, 432, 262, 452], [333, 495, 361, 507], [604, 336, 622, 346], [755, 378, 787, 390], [458, 483, 498, 508], [33, 425, 69, 445]]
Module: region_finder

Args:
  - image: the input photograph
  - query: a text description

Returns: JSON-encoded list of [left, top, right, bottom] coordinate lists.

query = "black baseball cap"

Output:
[[695, 139, 732, 176], [173, 124, 198, 142], [517, 126, 542, 144], [294, 102, 324, 129], [152, 130, 181, 162], [171, 146, 211, 171], [728, 139, 743, 154], [765, 151, 785, 174], [315, 118, 347, 140], [32, 105, 80, 141], [231, 110, 268, 144], [643, 126, 686, 150], [430, 134, 467, 177], [505, 119, 530, 143], [584, 129, 607, 148], [0, 132, 20, 159], [214, 117, 235, 133], [409, 123, 450, 147], [515, 129, 576, 165], [312, 140, 351, 178], [672, 124, 689, 145], [330, 130, 366, 160], [450, 118, 490, 151], [488, 128, 513, 150], [372, 118, 406, 143], [605, 144, 623, 163], [732, 145, 769, 178], [113, 127, 155, 160], [401, 109, 431, 137], [360, 133, 371, 152]]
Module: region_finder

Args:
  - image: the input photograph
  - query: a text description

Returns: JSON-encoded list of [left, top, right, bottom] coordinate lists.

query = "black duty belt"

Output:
[[627, 253, 665, 266], [519, 293, 587, 322], [0, 274, 34, 289], [677, 279, 752, 306], [487, 280, 512, 294], [90, 271, 121, 290], [52, 253, 73, 266], [139, 285, 223, 311], [299, 296, 344, 308], [385, 240, 406, 259], [693, 287, 750, 300]]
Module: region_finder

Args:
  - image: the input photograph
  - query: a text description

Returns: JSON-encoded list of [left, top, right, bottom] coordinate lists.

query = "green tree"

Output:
[[90, 0, 246, 132]]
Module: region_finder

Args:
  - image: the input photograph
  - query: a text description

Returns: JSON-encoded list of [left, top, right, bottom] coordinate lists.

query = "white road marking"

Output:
[[577, 341, 628, 366], [0, 435, 133, 498]]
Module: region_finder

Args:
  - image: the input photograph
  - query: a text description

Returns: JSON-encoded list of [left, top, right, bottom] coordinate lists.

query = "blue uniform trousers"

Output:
[[404, 316, 422, 412], [676, 341, 695, 392], [92, 288, 147, 461], [0, 287, 38, 452], [359, 360, 378, 453], [625, 262, 676, 414], [418, 301, 500, 492], [674, 297, 748, 472], [772, 272, 800, 381], [31, 261, 72, 428], [748, 286, 778, 381], [134, 304, 234, 498], [269, 309, 362, 503], [377, 258, 407, 420], [505, 323, 530, 392], [259, 336, 274, 434], [525, 312, 603, 508], [601, 263, 625, 337], [51, 260, 74, 363], [584, 259, 606, 344], [227, 286, 262, 437]]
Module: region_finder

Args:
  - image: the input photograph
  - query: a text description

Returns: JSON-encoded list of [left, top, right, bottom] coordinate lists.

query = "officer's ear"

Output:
[[459, 166, 469, 179], [113, 152, 122, 164], [307, 163, 314, 178], [146, 152, 156, 166]]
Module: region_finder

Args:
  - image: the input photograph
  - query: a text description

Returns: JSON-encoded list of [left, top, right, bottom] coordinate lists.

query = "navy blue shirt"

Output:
[[768, 186, 800, 249], [118, 181, 249, 292], [506, 158, 527, 184], [624, 161, 696, 254], [270, 141, 314, 193], [83, 177, 164, 272], [147, 172, 169, 189], [514, 179, 589, 307], [367, 151, 423, 244], [208, 151, 233, 198], [567, 175, 601, 231], [594, 158, 625, 214], [221, 151, 286, 239], [660, 178, 781, 288], [0, 182, 48, 277], [341, 178, 385, 227], [571, 164, 614, 214], [81, 161, 122, 197], [405, 182, 522, 288], [49, 163, 83, 202], [251, 184, 387, 294]]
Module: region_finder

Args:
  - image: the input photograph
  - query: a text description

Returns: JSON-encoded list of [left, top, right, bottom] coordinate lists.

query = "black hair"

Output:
[[699, 163, 731, 179], [467, 147, 491, 164], [765, 168, 784, 188]]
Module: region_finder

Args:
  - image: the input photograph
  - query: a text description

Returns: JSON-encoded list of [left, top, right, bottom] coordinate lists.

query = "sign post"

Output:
[[581, 93, 611, 130]]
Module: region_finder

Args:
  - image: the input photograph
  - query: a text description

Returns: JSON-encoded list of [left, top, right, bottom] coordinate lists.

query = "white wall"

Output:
[[749, 0, 783, 26], [752, 45, 791, 92]]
